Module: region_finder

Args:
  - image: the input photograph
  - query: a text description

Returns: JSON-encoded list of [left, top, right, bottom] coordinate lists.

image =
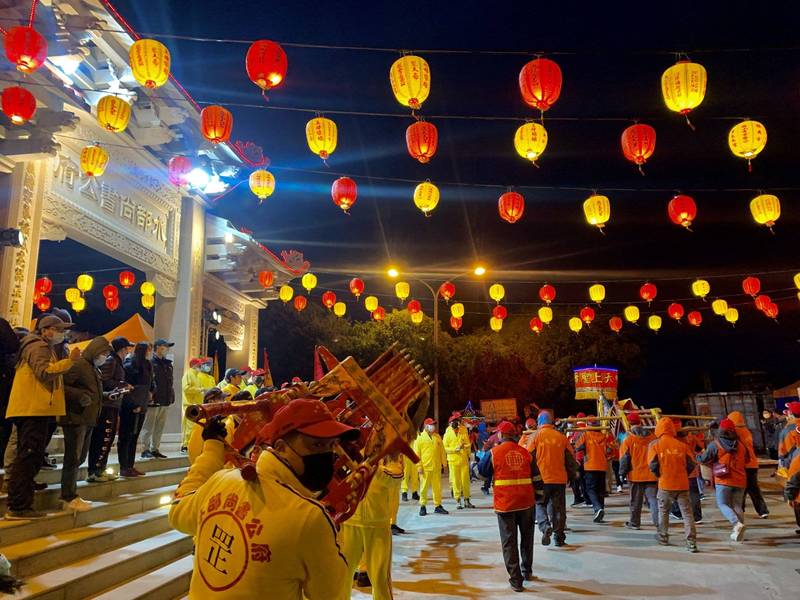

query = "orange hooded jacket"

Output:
[[785, 453, 800, 503], [575, 430, 610, 472], [728, 411, 759, 469], [619, 428, 657, 483], [530, 424, 576, 484], [646, 417, 696, 491]]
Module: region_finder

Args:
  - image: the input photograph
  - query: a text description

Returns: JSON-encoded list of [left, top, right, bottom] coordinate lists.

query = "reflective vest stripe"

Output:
[[494, 478, 532, 486]]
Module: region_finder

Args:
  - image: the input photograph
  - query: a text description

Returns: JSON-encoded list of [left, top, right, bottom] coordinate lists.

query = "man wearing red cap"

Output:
[[518, 418, 537, 452], [415, 418, 448, 516], [478, 421, 535, 593], [619, 412, 658, 529], [443, 412, 474, 509], [170, 398, 358, 599]]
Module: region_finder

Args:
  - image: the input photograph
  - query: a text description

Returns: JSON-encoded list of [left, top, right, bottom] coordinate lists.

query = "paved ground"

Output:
[[352, 475, 799, 600]]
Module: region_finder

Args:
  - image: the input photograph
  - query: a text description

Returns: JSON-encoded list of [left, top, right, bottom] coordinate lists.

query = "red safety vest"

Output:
[[491, 441, 534, 513]]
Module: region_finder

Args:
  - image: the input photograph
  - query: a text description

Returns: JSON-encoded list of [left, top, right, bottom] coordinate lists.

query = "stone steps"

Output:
[[90, 555, 194, 600], [1, 455, 188, 486]]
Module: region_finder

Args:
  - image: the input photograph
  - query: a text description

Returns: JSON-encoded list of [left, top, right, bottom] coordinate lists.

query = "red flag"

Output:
[[313, 346, 324, 381], [262, 348, 274, 387]]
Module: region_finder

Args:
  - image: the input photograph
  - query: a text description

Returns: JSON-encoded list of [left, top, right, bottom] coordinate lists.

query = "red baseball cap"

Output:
[[627, 412, 641, 425], [525, 418, 536, 429], [719, 418, 736, 432], [787, 401, 800, 417], [423, 418, 436, 426], [576, 412, 586, 419], [496, 421, 515, 435], [448, 412, 462, 423], [267, 399, 358, 444]]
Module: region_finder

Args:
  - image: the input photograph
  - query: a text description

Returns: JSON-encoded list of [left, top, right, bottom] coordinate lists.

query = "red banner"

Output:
[[574, 366, 618, 400]]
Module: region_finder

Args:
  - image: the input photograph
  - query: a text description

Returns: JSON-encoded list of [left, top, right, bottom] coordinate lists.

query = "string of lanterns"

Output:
[[32, 270, 156, 314]]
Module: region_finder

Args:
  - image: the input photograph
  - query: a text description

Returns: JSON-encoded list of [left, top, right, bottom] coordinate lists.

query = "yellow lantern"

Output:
[[71, 297, 86, 313], [411, 311, 423, 325], [389, 55, 430, 110], [451, 303, 465, 319], [413, 180, 439, 216], [691, 279, 710, 300], [301, 273, 317, 293], [279, 285, 294, 303], [140, 281, 156, 296], [141, 294, 155, 309], [728, 120, 767, 170], [538, 306, 553, 324], [725, 307, 739, 326], [514, 122, 548, 165], [364, 296, 379, 312], [589, 284, 605, 305], [129, 38, 171, 89], [395, 282, 410, 302], [624, 305, 640, 324], [490, 316, 503, 332], [661, 60, 707, 121], [305, 116, 337, 161], [65, 287, 81, 304], [750, 194, 780, 230], [711, 298, 728, 316], [489, 284, 505, 304], [96, 95, 131, 133], [568, 317, 583, 333], [80, 145, 109, 177], [583, 194, 611, 231], [794, 272, 800, 289], [249, 169, 275, 202], [648, 315, 662, 332], [333, 302, 347, 318], [76, 274, 94, 293]]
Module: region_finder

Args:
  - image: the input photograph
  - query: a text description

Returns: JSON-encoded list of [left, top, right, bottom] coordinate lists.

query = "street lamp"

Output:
[[473, 265, 487, 277], [0, 228, 25, 248], [387, 267, 400, 279]]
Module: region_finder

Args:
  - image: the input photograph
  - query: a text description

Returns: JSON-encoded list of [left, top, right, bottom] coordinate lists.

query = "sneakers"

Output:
[[87, 472, 117, 483], [355, 571, 371, 588], [61, 497, 92, 513], [510, 581, 524, 593], [522, 572, 535, 581], [34, 481, 48, 491], [554, 539, 567, 547], [464, 499, 476, 509], [411, 491, 419, 501], [456, 498, 464, 510], [434, 505, 449, 515], [391, 524, 405, 535], [541, 525, 553, 546], [757, 513, 769, 519], [669, 513, 682, 522], [570, 501, 585, 507], [615, 485, 623, 493], [656, 535, 669, 546], [419, 506, 427, 516], [731, 522, 746, 542], [141, 450, 154, 459], [180, 446, 188, 454], [120, 468, 144, 478], [5, 509, 47, 520], [401, 492, 408, 502], [152, 450, 168, 459], [624, 521, 641, 530], [583, 502, 593, 508], [593, 509, 605, 523], [686, 541, 699, 553], [694, 519, 704, 525]]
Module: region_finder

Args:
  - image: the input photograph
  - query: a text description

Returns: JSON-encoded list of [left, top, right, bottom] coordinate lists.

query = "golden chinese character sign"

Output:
[[479, 398, 518, 422], [573, 366, 618, 400]]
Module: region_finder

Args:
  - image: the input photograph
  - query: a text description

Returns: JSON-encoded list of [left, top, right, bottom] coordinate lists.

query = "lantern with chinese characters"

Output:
[[624, 305, 640, 324], [691, 279, 710, 300], [450, 316, 462, 332], [333, 302, 347, 318], [668, 302, 684, 321], [395, 282, 410, 302], [77, 274, 94, 293], [407, 300, 422, 315], [301, 273, 317, 293], [80, 145, 109, 177], [372, 306, 386, 322], [609, 316, 623, 333], [279, 285, 294, 303], [141, 294, 155, 310], [258, 271, 274, 289], [492, 305, 508, 320], [411, 311, 423, 325], [583, 195, 610, 232], [489, 284, 505, 303], [364, 296, 379, 313], [490, 317, 503, 332], [2, 86, 36, 125], [538, 306, 553, 325], [119, 271, 135, 288], [105, 296, 120, 312], [514, 122, 548, 165], [294, 295, 307, 311], [97, 95, 131, 133], [439, 281, 455, 302], [102, 285, 118, 300], [648, 315, 662, 333], [755, 294, 771, 312], [4, 26, 47, 74], [306, 117, 337, 162], [539, 284, 556, 304], [200, 105, 233, 144], [498, 191, 525, 224], [413, 181, 439, 216], [518, 57, 562, 113], [750, 194, 780, 231], [451, 303, 465, 319], [568, 317, 583, 333], [661, 60, 707, 126], [742, 277, 760, 297], [389, 55, 430, 110], [668, 194, 697, 230], [35, 295, 51, 312], [588, 284, 605, 305], [72, 297, 87, 313], [725, 308, 739, 326], [129, 39, 171, 89], [168, 156, 192, 187], [65, 288, 81, 303], [140, 281, 156, 296], [406, 121, 438, 163], [331, 177, 357, 214], [246, 40, 287, 92], [530, 317, 543, 334], [711, 299, 728, 316], [322, 291, 337, 309], [639, 282, 657, 304], [687, 310, 702, 326], [580, 306, 595, 325], [35, 277, 53, 295], [349, 278, 364, 299], [728, 120, 766, 171], [621, 124, 656, 174], [249, 169, 275, 202], [764, 302, 779, 320]]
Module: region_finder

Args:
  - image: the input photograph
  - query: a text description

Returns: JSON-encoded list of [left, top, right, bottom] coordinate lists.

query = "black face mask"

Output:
[[286, 444, 336, 492]]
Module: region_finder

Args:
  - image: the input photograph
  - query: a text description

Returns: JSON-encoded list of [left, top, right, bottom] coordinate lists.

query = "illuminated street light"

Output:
[[473, 265, 487, 277], [387, 267, 400, 279], [0, 228, 25, 247]]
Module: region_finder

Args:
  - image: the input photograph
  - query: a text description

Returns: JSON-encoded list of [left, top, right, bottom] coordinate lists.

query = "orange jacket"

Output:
[[619, 429, 657, 483], [575, 430, 609, 472], [530, 424, 574, 484], [491, 440, 534, 513], [698, 435, 748, 488], [728, 411, 759, 469], [785, 453, 800, 503], [647, 418, 695, 491], [778, 426, 800, 461]]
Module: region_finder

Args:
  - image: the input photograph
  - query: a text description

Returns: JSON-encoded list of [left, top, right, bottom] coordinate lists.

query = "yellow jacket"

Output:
[[187, 417, 237, 464], [443, 425, 471, 464], [347, 459, 403, 528], [414, 431, 446, 472], [181, 369, 215, 408], [220, 381, 242, 398], [169, 441, 348, 599], [6, 334, 73, 418]]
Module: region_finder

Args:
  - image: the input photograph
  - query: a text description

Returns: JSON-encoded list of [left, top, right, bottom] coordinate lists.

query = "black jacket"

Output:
[[151, 356, 175, 406], [100, 353, 128, 408], [61, 337, 112, 426], [0, 318, 20, 412], [123, 355, 154, 410]]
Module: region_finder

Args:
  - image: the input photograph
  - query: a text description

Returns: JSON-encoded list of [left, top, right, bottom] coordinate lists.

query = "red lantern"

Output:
[[450, 316, 463, 331], [687, 311, 702, 326], [349, 278, 364, 299], [609, 316, 623, 333], [668, 302, 684, 321], [439, 282, 456, 302], [35, 295, 51, 312], [742, 276, 760, 298], [102, 284, 119, 300], [518, 58, 562, 113], [35, 276, 53, 295], [245, 40, 287, 93], [755, 294, 771, 312], [539, 284, 556, 304], [498, 191, 525, 224], [639, 282, 657, 304], [406, 121, 438, 163], [168, 156, 192, 187], [529, 317, 543, 334], [4, 26, 47, 74], [294, 295, 307, 312], [667, 195, 697, 229], [258, 271, 274, 288], [372, 306, 386, 321], [580, 306, 595, 325], [764, 302, 779, 319], [492, 305, 508, 320], [105, 296, 120, 312], [200, 105, 233, 144], [407, 300, 422, 315], [2, 86, 36, 125], [331, 177, 357, 214], [621, 124, 656, 174], [119, 270, 135, 288], [321, 291, 337, 309]]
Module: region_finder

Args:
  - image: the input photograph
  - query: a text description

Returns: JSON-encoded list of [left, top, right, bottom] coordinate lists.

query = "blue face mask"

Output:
[[94, 355, 108, 368]]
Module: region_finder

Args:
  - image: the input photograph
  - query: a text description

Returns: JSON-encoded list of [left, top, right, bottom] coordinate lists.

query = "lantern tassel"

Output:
[[598, 227, 606, 236], [684, 114, 696, 131], [260, 89, 270, 103], [637, 164, 645, 176], [684, 224, 694, 233], [768, 225, 776, 236], [531, 159, 540, 169], [747, 159, 753, 173], [322, 158, 329, 168]]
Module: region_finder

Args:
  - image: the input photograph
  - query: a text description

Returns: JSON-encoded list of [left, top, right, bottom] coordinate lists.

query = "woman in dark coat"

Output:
[[119, 342, 154, 477]]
